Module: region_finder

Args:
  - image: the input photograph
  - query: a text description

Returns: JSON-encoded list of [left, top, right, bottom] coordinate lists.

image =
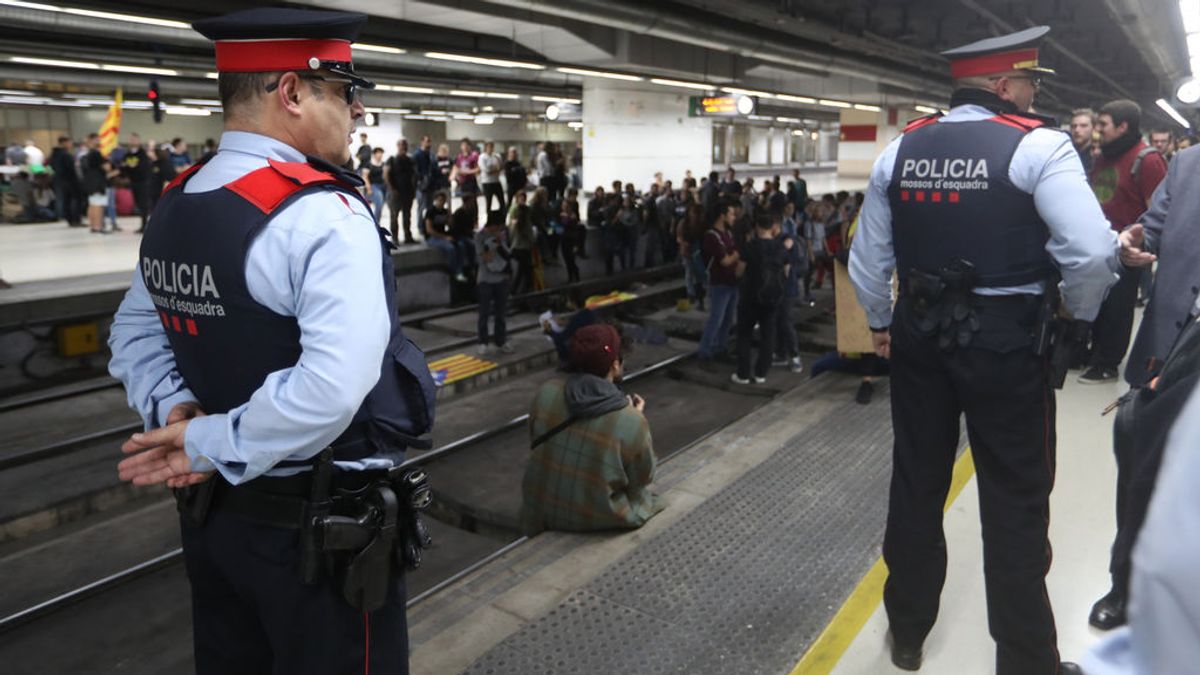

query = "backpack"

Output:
[[754, 239, 787, 305], [1130, 146, 1162, 182]]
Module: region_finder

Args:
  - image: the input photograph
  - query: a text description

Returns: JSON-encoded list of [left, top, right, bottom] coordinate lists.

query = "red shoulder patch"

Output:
[[903, 114, 941, 134], [161, 162, 204, 195], [226, 166, 311, 214], [988, 113, 1046, 133], [267, 158, 338, 186]]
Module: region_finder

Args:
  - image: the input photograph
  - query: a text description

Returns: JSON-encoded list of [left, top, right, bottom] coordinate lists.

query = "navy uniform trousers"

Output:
[[181, 508, 408, 675], [883, 295, 1059, 675]]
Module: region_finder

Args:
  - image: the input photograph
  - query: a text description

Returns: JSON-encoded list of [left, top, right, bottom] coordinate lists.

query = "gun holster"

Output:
[[907, 259, 981, 352]]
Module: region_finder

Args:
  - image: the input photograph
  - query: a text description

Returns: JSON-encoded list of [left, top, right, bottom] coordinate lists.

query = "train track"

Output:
[[0, 263, 680, 412], [0, 351, 692, 635]]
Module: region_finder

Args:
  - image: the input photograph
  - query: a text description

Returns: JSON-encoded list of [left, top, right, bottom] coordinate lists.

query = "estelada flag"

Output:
[[98, 88, 123, 157]]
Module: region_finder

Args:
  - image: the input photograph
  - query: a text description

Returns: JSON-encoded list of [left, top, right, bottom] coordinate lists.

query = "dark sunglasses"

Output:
[[265, 73, 358, 105]]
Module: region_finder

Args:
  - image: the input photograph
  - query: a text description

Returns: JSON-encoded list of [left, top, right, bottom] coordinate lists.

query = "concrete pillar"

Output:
[[836, 107, 903, 178], [581, 80, 713, 191]]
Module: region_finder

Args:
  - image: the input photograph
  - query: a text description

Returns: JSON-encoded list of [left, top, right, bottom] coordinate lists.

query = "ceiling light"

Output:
[[425, 52, 545, 70], [747, 114, 773, 121], [914, 105, 939, 114], [165, 106, 211, 116], [0, 1, 59, 10], [383, 107, 410, 114], [777, 94, 818, 104], [1177, 78, 1200, 105], [557, 67, 642, 81], [818, 99, 852, 108], [0, 95, 52, 104], [63, 7, 187, 28], [205, 72, 219, 79], [567, 121, 583, 129], [121, 101, 153, 108], [354, 43, 405, 55], [497, 113, 522, 119], [1183, 0, 1200, 34], [420, 110, 448, 116], [180, 98, 220, 106], [448, 90, 519, 99], [791, 129, 806, 136], [531, 95, 581, 104], [650, 78, 711, 90], [775, 116, 801, 123], [101, 64, 179, 76], [10, 56, 98, 70], [853, 104, 882, 112], [0, 88, 34, 96], [722, 86, 775, 98], [474, 114, 496, 125], [1157, 98, 1192, 128], [379, 84, 436, 94]]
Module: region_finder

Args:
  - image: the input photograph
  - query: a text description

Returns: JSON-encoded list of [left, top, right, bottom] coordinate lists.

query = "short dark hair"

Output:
[[219, 72, 276, 113], [1149, 129, 1172, 138], [57, 135, 70, 144], [1099, 100, 1142, 134], [86, 132, 99, 141]]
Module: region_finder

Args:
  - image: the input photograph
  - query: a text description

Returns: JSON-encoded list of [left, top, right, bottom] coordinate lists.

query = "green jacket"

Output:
[[521, 376, 664, 535]]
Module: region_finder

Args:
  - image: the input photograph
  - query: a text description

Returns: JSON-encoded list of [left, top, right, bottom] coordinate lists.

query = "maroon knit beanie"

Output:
[[568, 324, 621, 377]]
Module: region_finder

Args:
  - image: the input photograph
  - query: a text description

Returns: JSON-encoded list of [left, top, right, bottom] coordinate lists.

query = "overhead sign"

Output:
[[689, 94, 756, 117]]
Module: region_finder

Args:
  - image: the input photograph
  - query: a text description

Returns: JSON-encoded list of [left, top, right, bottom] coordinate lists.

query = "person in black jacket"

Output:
[[122, 133, 154, 232], [503, 146, 527, 210], [385, 138, 418, 244], [48, 135, 83, 226]]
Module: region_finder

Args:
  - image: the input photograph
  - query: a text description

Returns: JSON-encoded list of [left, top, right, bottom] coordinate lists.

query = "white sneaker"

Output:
[[497, 343, 515, 354], [730, 373, 751, 385], [789, 357, 804, 373], [477, 344, 493, 355], [753, 375, 767, 384]]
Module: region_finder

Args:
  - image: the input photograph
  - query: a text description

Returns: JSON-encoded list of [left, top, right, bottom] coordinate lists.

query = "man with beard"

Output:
[[1079, 100, 1167, 384], [1070, 108, 1096, 175]]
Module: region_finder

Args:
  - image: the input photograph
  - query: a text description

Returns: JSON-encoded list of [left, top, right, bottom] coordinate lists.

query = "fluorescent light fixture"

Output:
[[180, 98, 221, 106], [447, 90, 520, 99], [420, 110, 448, 116], [0, 95, 52, 103], [205, 72, 219, 79], [497, 113, 522, 119], [556, 66, 642, 81], [364, 106, 385, 113], [10, 56, 98, 69], [102, 64, 179, 76], [1157, 98, 1191, 128], [531, 95, 581, 104], [791, 129, 806, 136], [382, 107, 410, 114], [747, 114, 773, 121], [775, 116, 801, 123], [811, 131, 819, 140], [474, 115, 496, 125], [0, 1, 59, 10], [567, 121, 583, 129], [452, 113, 474, 119], [853, 104, 882, 112], [777, 94, 818, 104], [122, 101, 153, 108], [722, 86, 775, 98], [1183, 0, 1200, 33], [378, 84, 436, 94], [0, 2, 191, 28], [0, 88, 34, 96], [914, 105, 939, 114], [425, 52, 544, 70], [166, 106, 211, 116], [818, 99, 852, 108], [650, 78, 711, 90], [354, 43, 405, 55]]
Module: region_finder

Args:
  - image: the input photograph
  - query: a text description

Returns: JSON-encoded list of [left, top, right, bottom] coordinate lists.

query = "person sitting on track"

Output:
[[520, 323, 664, 535]]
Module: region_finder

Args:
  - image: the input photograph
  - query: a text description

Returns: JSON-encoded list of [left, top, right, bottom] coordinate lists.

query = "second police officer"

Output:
[[849, 27, 1119, 675], [108, 8, 436, 675]]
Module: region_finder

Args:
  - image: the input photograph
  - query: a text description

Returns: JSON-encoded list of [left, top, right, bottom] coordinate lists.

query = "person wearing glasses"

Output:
[[107, 9, 436, 675], [849, 26, 1118, 675]]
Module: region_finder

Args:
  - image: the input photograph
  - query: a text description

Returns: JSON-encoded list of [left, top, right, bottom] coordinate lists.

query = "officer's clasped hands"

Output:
[[117, 401, 213, 488]]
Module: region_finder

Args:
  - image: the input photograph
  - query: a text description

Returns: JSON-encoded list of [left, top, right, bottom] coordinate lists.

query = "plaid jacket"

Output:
[[520, 378, 664, 535]]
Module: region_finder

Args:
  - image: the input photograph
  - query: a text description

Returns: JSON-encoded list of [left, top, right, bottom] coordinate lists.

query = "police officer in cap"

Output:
[[849, 26, 1118, 675], [108, 8, 436, 674]]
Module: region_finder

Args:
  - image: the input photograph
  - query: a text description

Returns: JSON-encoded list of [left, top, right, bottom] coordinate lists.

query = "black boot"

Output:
[[1088, 588, 1127, 630], [888, 632, 922, 671]]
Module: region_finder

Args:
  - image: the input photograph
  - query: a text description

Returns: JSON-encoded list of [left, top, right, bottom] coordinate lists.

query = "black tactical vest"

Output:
[[887, 113, 1054, 287], [140, 157, 436, 462]]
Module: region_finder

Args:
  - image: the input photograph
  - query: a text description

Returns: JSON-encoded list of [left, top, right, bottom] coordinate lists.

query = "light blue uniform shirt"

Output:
[[108, 131, 394, 484], [849, 104, 1120, 328], [1082, 372, 1200, 674]]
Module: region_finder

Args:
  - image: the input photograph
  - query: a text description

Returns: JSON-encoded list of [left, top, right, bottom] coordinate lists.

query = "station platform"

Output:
[[410, 363, 1125, 674]]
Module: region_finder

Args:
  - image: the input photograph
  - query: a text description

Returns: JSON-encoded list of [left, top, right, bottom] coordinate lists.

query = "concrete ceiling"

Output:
[[0, 0, 1192, 127]]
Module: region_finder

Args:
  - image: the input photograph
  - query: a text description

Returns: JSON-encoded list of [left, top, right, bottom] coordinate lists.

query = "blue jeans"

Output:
[[369, 182, 386, 222], [698, 284, 738, 358], [427, 238, 461, 277]]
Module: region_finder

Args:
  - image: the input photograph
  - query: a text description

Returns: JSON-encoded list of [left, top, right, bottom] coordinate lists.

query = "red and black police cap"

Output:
[[941, 26, 1056, 80], [192, 8, 376, 90]]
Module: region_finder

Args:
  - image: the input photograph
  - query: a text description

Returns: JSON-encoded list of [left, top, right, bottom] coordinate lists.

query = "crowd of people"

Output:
[[3, 134, 206, 234]]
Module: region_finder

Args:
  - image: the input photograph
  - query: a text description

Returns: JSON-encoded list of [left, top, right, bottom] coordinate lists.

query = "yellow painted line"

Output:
[[790, 448, 976, 675], [445, 363, 498, 382]]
